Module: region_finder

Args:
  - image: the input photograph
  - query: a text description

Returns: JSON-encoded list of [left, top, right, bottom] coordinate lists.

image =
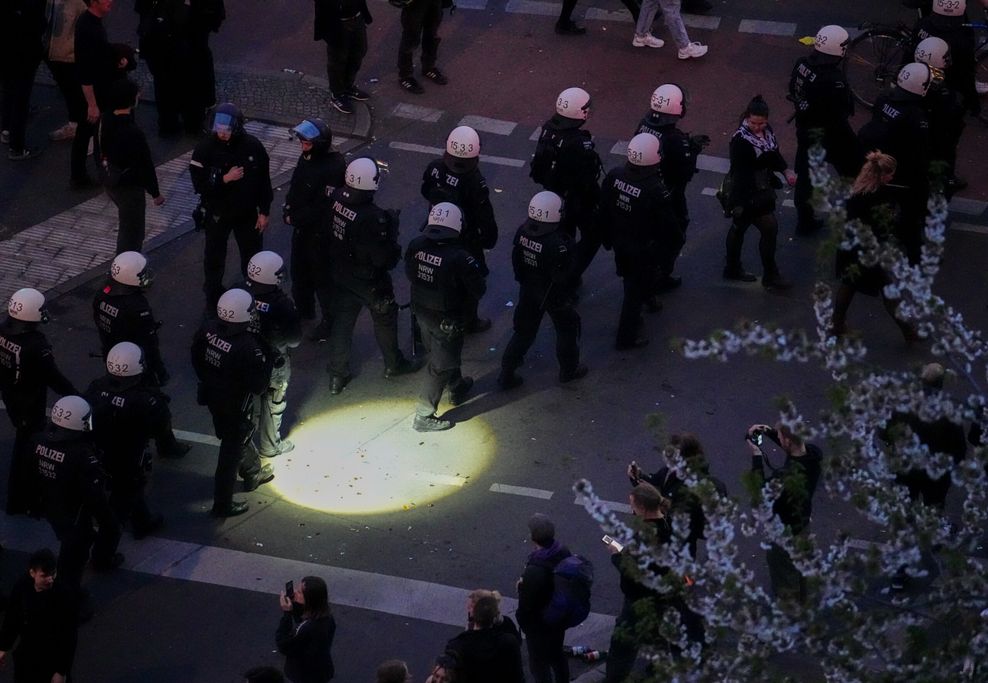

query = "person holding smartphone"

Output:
[[746, 422, 823, 603], [276, 576, 336, 682]]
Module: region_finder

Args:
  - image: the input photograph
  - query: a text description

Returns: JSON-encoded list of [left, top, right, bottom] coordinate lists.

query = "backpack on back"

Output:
[[542, 554, 594, 628]]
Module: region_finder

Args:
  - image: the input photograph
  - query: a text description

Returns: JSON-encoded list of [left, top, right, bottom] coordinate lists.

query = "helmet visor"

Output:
[[292, 120, 321, 142], [213, 112, 236, 134]]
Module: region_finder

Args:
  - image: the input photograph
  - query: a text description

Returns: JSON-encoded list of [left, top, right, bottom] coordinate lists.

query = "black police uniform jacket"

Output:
[[85, 375, 173, 469], [788, 53, 855, 129], [914, 12, 980, 115], [246, 284, 303, 357], [531, 115, 602, 199], [284, 147, 347, 231], [33, 427, 112, 528], [635, 113, 700, 192], [421, 156, 499, 252], [0, 318, 76, 425], [598, 164, 680, 278], [326, 186, 401, 287], [858, 88, 931, 189], [511, 219, 577, 303], [93, 281, 167, 381], [190, 132, 274, 219], [191, 319, 272, 408], [0, 574, 78, 681], [405, 233, 487, 320]]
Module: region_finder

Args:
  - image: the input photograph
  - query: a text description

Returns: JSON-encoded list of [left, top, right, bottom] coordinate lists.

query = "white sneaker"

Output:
[[677, 41, 709, 59], [977, 80, 988, 95], [0, 130, 8, 145], [48, 122, 77, 142], [632, 34, 665, 48]]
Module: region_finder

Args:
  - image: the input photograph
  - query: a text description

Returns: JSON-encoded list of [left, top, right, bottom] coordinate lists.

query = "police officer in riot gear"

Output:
[[0, 288, 77, 515], [283, 118, 347, 338], [85, 342, 170, 539], [189, 103, 274, 312], [326, 157, 423, 395], [244, 251, 301, 458], [531, 87, 603, 283], [33, 395, 123, 591], [788, 25, 862, 234], [914, 37, 968, 196], [421, 125, 499, 332], [635, 83, 708, 287], [858, 62, 934, 262], [913, 0, 981, 121], [191, 288, 274, 517], [405, 203, 487, 432], [599, 134, 680, 351], [499, 191, 586, 390]]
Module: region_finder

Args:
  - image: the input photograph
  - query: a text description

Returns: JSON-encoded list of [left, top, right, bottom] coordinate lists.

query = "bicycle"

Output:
[[843, 3, 988, 124]]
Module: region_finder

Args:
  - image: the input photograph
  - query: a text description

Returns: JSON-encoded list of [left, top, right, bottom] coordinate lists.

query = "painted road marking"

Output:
[[505, 0, 559, 16], [682, 13, 721, 30], [701, 187, 718, 197], [411, 471, 468, 487], [389, 141, 526, 168], [738, 19, 797, 36], [172, 429, 220, 447], [455, 0, 489, 8], [950, 197, 988, 216], [529, 127, 542, 141], [584, 7, 633, 22], [697, 154, 731, 174], [489, 483, 554, 499], [610, 140, 628, 156], [0, 516, 615, 645], [457, 115, 517, 136], [392, 102, 444, 123], [574, 495, 633, 515], [951, 222, 988, 235]]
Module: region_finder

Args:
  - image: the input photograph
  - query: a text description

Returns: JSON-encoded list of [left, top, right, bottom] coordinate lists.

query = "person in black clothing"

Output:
[[135, 0, 186, 136], [0, 549, 78, 683], [85, 341, 172, 539], [831, 152, 920, 341], [516, 513, 571, 683], [405, 203, 487, 432], [444, 590, 525, 683], [635, 83, 708, 289], [397, 0, 448, 94], [276, 576, 336, 683], [325, 157, 422, 395], [244, 251, 302, 458], [1, 0, 46, 160], [190, 103, 274, 312], [99, 78, 165, 254], [531, 87, 603, 285], [314, 0, 372, 115], [0, 288, 78, 516], [191, 288, 274, 517], [599, 133, 682, 350], [73, 0, 117, 187], [788, 25, 862, 234], [604, 482, 704, 682], [284, 119, 346, 338], [723, 95, 797, 290], [746, 421, 823, 603], [858, 63, 933, 263], [555, 0, 587, 34], [914, 36, 969, 196], [34, 395, 124, 590], [913, 0, 981, 120], [499, 190, 586, 389], [421, 125, 499, 332], [627, 432, 728, 559]]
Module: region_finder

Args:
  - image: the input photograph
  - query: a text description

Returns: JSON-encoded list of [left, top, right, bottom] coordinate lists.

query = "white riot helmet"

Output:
[[446, 126, 481, 159], [216, 288, 255, 323], [915, 36, 951, 70], [247, 251, 285, 286], [814, 25, 849, 57], [627, 133, 661, 167], [110, 251, 151, 287], [897, 62, 934, 96], [556, 87, 591, 120], [427, 202, 463, 234], [106, 341, 145, 377], [345, 157, 380, 191], [7, 288, 47, 323], [51, 395, 92, 432], [650, 84, 685, 116], [528, 191, 563, 223], [933, 0, 965, 16]]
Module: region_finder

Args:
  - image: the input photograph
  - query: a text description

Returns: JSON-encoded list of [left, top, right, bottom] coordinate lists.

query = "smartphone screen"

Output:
[[285, 580, 294, 599]]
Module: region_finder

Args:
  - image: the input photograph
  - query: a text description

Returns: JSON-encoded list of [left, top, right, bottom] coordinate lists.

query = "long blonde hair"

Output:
[[851, 151, 897, 195]]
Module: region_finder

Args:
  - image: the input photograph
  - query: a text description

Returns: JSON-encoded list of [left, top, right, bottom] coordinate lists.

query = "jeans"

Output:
[[637, 0, 690, 48]]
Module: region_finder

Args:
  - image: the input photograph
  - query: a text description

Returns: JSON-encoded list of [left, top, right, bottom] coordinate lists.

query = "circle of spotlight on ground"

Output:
[[271, 400, 496, 514]]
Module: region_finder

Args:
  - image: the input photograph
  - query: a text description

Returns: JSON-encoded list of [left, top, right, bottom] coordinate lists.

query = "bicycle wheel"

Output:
[[844, 29, 908, 110], [976, 47, 988, 125]]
